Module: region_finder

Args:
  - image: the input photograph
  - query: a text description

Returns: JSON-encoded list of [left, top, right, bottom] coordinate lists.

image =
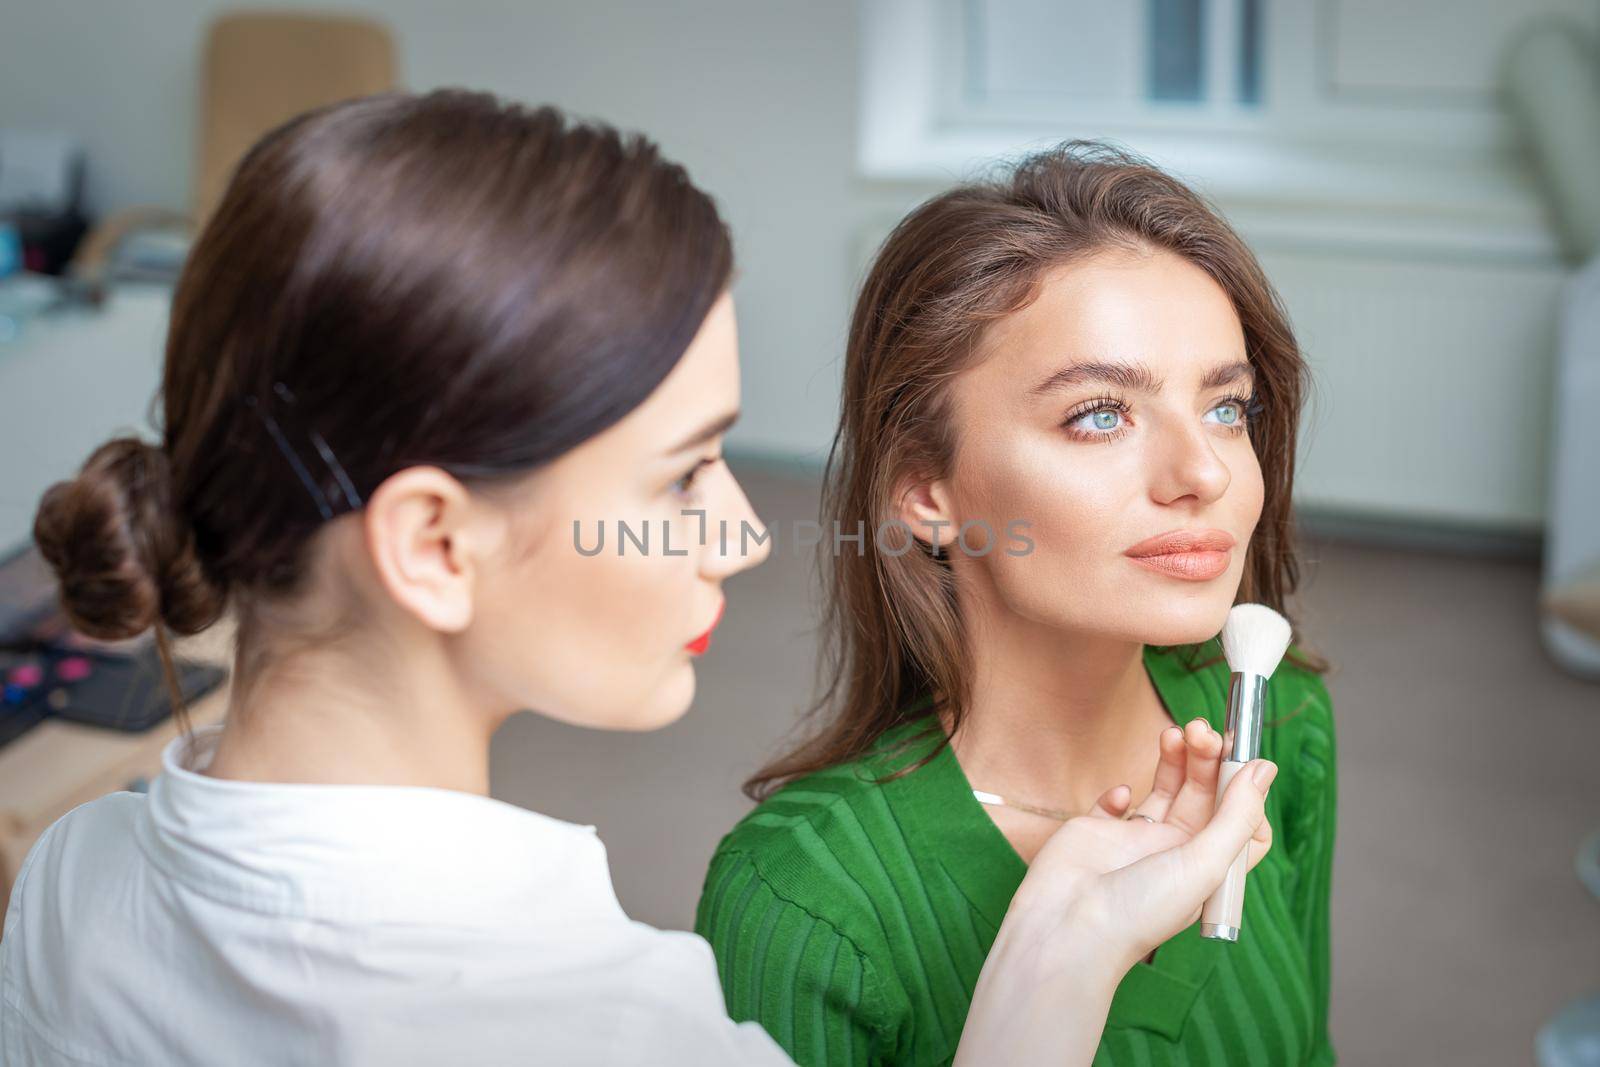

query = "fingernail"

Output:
[[1252, 761, 1278, 789]]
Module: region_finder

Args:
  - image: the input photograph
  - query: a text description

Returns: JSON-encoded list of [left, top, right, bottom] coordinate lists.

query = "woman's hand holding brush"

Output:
[[954, 721, 1276, 1067], [1046, 718, 1277, 966], [1074, 717, 1275, 901]]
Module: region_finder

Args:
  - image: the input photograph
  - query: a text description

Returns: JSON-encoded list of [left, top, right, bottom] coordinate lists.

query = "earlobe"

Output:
[[363, 467, 476, 634]]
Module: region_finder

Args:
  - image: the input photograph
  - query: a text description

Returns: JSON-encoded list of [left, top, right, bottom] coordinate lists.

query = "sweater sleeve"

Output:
[[1285, 675, 1338, 1066], [695, 847, 902, 1067]]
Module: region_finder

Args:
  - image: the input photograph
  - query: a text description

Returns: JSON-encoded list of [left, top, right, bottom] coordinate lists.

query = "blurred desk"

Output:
[[0, 284, 231, 927], [0, 621, 231, 927]]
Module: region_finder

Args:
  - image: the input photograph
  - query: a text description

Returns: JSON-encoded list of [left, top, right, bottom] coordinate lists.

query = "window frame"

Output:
[[860, 0, 1570, 261]]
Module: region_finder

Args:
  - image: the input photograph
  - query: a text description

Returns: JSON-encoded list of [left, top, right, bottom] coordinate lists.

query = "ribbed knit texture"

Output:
[[696, 639, 1337, 1066]]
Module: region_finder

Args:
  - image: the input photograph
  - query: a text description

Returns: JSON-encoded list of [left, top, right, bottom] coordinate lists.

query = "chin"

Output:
[[620, 659, 698, 732], [539, 659, 698, 732], [1129, 586, 1239, 647]]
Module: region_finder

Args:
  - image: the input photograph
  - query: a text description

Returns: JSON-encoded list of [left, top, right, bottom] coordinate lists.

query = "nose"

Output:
[[1147, 419, 1232, 508], [700, 465, 771, 579]]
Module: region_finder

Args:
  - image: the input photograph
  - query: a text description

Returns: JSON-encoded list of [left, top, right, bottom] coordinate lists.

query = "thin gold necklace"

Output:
[[971, 789, 1073, 822]]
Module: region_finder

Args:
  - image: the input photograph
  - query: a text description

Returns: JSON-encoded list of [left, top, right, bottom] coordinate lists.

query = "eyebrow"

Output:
[[1029, 359, 1254, 396], [665, 409, 740, 455]]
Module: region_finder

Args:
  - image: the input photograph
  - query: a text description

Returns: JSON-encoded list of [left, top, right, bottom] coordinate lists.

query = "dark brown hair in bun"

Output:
[[33, 436, 226, 642]]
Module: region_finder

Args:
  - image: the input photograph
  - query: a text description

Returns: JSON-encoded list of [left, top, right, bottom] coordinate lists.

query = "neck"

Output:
[[206, 633, 500, 795], [947, 591, 1174, 817]]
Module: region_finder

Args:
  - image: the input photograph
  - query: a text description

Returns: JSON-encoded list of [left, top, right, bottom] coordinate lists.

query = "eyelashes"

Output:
[[671, 457, 718, 500], [1060, 395, 1134, 441], [1060, 392, 1262, 443]]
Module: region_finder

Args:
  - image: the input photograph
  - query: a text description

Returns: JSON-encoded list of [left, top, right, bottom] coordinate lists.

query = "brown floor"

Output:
[[489, 465, 1600, 1067]]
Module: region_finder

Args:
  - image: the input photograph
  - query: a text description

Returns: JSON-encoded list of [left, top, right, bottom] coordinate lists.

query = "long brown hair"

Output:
[[747, 141, 1325, 800], [32, 90, 733, 729]]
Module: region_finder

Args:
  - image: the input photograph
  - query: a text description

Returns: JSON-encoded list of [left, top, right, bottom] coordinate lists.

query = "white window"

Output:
[[861, 0, 1594, 259], [946, 0, 1262, 128]]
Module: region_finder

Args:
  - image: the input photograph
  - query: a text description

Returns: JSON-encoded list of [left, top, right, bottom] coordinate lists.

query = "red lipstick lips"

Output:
[[1123, 528, 1236, 581], [685, 599, 725, 656]]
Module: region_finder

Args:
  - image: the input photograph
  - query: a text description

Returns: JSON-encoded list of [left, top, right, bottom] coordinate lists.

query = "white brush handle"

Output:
[[1200, 758, 1250, 941]]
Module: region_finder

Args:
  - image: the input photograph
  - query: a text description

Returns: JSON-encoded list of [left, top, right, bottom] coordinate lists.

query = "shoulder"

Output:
[[696, 750, 916, 1051], [707, 721, 938, 884], [712, 759, 895, 862], [3, 791, 147, 1013], [9, 791, 146, 911], [699, 724, 940, 959]]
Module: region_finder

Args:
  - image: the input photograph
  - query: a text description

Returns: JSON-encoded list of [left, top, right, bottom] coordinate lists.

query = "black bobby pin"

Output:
[[244, 383, 364, 521]]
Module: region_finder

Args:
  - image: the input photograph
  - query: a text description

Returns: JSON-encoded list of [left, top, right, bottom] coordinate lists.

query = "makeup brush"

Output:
[[1200, 603, 1293, 942]]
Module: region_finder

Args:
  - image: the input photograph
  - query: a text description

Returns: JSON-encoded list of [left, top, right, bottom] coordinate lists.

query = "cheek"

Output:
[[472, 512, 703, 730], [1234, 444, 1266, 527], [955, 429, 1142, 562], [949, 431, 1143, 618]]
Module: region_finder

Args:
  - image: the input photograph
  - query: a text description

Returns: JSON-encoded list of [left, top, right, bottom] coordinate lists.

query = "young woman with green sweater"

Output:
[[698, 144, 1338, 1066]]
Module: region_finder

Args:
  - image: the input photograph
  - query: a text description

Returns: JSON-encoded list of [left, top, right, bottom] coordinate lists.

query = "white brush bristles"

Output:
[[1220, 603, 1293, 679]]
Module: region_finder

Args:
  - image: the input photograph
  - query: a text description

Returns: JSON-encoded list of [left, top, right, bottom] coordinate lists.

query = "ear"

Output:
[[894, 471, 959, 554], [362, 466, 481, 633]]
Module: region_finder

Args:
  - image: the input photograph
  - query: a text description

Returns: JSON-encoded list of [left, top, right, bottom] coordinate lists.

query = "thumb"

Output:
[[1174, 759, 1276, 884], [1086, 783, 1133, 820]]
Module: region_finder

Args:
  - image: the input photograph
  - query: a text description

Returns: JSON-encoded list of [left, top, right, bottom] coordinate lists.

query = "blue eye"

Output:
[[1205, 394, 1258, 431], [1063, 399, 1132, 439]]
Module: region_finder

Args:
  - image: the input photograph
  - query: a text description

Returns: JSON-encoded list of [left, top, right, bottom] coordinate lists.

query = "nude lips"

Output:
[[1123, 528, 1236, 581], [685, 600, 725, 656]]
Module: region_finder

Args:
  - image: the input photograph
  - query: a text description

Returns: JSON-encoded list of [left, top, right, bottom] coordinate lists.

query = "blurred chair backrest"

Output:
[[195, 11, 397, 225]]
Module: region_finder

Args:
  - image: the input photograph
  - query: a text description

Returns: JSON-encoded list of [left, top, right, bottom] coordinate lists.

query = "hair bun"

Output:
[[32, 437, 225, 640]]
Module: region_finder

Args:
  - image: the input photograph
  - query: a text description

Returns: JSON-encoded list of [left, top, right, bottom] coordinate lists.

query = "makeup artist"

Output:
[[1, 91, 1276, 1066]]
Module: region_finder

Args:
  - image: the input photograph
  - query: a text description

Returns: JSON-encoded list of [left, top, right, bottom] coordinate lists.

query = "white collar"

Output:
[[136, 724, 617, 927]]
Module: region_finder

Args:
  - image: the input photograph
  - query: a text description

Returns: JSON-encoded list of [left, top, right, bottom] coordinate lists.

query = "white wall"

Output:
[[1, 1, 1571, 532], [0, 0, 866, 464]]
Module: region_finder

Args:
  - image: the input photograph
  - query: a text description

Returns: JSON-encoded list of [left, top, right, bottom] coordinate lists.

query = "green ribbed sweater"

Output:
[[696, 640, 1337, 1066]]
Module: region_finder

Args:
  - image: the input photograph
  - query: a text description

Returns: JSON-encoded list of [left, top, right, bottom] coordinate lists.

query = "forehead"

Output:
[[980, 247, 1245, 377], [656, 292, 739, 414]]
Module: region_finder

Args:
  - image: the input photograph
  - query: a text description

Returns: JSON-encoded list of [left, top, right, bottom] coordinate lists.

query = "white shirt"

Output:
[[0, 725, 791, 1066]]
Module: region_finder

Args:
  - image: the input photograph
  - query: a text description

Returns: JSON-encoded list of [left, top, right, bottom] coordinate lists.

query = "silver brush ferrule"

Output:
[[1223, 671, 1269, 763]]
